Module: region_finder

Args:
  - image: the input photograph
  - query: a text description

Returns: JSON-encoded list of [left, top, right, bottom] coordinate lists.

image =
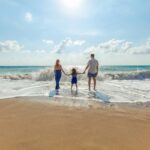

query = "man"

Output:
[[84, 54, 99, 91]]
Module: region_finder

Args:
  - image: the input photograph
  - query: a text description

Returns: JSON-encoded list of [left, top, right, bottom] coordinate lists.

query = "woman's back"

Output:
[[55, 64, 62, 71]]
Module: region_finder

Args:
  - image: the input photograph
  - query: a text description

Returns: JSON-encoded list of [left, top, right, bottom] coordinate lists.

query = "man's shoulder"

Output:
[[93, 59, 98, 63], [88, 60, 91, 64]]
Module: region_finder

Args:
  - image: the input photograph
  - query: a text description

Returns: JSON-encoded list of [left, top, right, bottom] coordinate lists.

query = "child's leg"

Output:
[[75, 84, 78, 91], [71, 84, 73, 91]]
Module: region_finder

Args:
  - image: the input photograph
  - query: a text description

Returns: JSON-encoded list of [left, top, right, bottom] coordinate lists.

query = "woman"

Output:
[[54, 59, 65, 90]]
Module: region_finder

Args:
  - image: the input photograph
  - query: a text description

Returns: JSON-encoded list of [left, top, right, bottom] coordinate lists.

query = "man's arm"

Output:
[[83, 60, 90, 73], [96, 61, 99, 76], [83, 64, 89, 73]]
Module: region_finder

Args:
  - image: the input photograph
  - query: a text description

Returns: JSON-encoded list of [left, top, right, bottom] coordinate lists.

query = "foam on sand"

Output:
[[0, 78, 150, 105]]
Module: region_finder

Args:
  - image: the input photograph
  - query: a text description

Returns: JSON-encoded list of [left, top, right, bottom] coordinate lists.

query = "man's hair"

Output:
[[91, 54, 95, 58]]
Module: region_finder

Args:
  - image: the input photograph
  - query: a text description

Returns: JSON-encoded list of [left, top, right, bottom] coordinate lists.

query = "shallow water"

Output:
[[0, 66, 150, 103], [0, 79, 150, 103]]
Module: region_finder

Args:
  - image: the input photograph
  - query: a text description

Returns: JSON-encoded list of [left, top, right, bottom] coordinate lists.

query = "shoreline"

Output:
[[1, 96, 150, 109]]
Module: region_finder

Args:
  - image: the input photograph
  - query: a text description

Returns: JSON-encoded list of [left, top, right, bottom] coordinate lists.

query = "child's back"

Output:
[[71, 68, 77, 85], [68, 68, 84, 91]]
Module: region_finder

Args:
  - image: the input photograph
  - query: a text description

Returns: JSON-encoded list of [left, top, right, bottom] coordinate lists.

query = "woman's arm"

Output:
[[66, 73, 71, 76], [61, 66, 67, 75]]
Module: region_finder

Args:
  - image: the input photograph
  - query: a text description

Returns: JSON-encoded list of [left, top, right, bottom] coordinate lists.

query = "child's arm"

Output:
[[77, 72, 85, 75]]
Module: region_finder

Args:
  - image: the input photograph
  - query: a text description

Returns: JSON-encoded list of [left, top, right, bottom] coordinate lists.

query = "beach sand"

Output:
[[0, 97, 150, 150]]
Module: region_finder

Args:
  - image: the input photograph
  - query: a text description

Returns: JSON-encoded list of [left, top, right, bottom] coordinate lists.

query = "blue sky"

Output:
[[0, 0, 150, 65]]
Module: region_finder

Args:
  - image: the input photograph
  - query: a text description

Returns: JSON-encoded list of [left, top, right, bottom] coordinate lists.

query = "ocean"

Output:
[[0, 65, 150, 103]]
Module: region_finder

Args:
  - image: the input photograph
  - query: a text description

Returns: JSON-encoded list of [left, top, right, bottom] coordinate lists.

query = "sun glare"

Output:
[[59, 0, 84, 15]]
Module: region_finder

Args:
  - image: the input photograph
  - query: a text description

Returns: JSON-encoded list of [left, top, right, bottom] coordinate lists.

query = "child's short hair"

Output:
[[72, 68, 77, 75]]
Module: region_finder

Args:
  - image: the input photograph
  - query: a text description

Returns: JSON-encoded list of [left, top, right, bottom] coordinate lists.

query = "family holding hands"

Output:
[[54, 54, 99, 92]]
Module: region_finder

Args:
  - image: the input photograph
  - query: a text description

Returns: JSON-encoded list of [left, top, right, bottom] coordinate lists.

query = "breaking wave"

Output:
[[104, 71, 150, 80], [0, 68, 150, 81]]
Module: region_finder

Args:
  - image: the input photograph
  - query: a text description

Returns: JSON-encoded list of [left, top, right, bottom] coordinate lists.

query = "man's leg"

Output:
[[93, 77, 96, 91], [88, 77, 91, 91]]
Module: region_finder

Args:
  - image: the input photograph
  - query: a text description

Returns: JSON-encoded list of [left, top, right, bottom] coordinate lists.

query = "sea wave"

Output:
[[104, 71, 150, 80], [0, 68, 150, 81]]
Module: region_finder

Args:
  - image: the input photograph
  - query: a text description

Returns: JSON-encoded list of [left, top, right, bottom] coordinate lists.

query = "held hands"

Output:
[[83, 70, 86, 74], [64, 72, 69, 76], [63, 72, 68, 76], [63, 70, 86, 75], [64, 72, 70, 76]]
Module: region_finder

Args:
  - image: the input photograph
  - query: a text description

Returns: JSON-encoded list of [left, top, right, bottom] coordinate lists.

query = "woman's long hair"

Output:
[[55, 59, 60, 67]]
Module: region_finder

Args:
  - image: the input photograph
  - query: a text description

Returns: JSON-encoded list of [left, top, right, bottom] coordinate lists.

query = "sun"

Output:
[[59, 0, 84, 15], [61, 0, 82, 10]]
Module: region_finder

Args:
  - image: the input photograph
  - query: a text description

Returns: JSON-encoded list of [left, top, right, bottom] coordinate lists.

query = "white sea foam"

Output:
[[0, 78, 150, 103], [0, 68, 150, 81]]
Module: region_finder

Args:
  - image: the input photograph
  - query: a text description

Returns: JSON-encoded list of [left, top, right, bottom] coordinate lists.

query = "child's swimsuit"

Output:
[[71, 74, 77, 84]]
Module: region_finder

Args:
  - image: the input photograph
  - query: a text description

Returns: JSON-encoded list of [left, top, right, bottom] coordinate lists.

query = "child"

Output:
[[67, 68, 84, 91]]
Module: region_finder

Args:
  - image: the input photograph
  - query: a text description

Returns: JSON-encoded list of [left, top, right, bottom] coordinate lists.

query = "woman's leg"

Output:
[[55, 77, 58, 90], [55, 72, 61, 90]]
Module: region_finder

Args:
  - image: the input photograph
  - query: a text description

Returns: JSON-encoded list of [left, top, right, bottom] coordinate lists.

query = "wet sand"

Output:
[[0, 97, 150, 150]]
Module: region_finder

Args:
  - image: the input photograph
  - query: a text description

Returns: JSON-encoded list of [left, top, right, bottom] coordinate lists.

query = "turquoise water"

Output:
[[0, 66, 49, 74], [0, 65, 150, 74], [101, 65, 150, 73]]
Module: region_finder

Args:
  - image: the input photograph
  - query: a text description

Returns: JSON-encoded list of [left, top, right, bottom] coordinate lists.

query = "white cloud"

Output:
[[63, 38, 85, 47], [42, 40, 54, 45], [25, 12, 33, 22], [0, 40, 24, 52], [52, 38, 85, 53], [129, 38, 150, 55], [84, 38, 150, 55], [98, 39, 130, 53], [73, 40, 85, 46]]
